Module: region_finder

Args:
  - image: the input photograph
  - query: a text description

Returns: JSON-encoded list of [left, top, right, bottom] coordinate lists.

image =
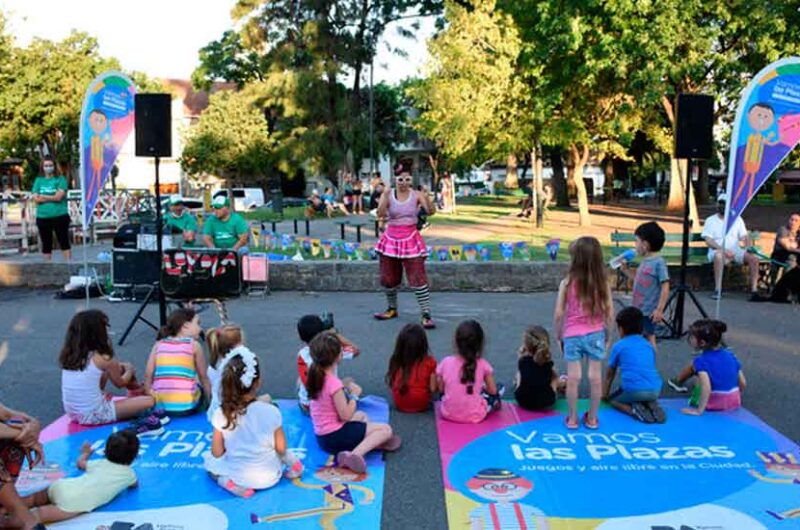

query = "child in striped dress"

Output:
[[144, 308, 212, 416]]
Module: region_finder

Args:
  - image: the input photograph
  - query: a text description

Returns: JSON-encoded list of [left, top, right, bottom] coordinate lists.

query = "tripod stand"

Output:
[[118, 283, 161, 345], [660, 158, 708, 339]]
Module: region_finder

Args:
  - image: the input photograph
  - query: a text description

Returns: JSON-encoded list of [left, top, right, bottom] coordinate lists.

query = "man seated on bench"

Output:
[[701, 193, 762, 301]]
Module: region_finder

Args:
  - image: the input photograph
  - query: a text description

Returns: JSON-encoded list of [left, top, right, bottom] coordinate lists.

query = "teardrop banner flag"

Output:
[[726, 58, 800, 232], [79, 71, 136, 230]]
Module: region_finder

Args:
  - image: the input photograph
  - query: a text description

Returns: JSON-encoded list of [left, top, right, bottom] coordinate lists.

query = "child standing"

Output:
[[435, 320, 503, 423], [385, 324, 437, 412], [514, 326, 563, 411], [17, 430, 139, 526], [204, 346, 302, 497], [205, 324, 244, 422], [144, 308, 212, 416], [554, 237, 614, 429], [603, 307, 665, 423], [673, 320, 746, 415], [307, 331, 399, 473], [621, 221, 670, 348], [296, 315, 361, 414], [59, 310, 159, 433]]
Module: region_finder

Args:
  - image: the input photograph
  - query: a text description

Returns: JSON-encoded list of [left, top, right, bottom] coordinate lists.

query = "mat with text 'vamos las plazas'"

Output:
[[32, 396, 387, 530], [435, 399, 800, 530]]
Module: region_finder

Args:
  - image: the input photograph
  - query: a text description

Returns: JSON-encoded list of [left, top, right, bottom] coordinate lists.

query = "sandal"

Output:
[[582, 412, 599, 430], [565, 415, 579, 430], [645, 401, 667, 424]]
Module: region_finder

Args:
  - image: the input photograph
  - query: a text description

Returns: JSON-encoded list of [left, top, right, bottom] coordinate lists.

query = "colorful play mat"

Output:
[[34, 396, 388, 529], [435, 399, 800, 530]]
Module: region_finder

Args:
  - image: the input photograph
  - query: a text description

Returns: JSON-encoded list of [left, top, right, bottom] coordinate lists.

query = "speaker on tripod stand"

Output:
[[660, 94, 714, 338], [118, 94, 172, 346]]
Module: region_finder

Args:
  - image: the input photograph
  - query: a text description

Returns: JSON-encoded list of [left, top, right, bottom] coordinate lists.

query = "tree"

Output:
[[0, 27, 162, 186], [606, 0, 800, 221], [194, 0, 446, 178], [181, 90, 272, 185]]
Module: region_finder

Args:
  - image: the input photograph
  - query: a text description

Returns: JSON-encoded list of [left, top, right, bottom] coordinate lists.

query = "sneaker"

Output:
[[282, 452, 304, 479], [631, 402, 652, 423], [644, 401, 667, 423], [710, 290, 721, 300], [373, 308, 398, 321], [421, 313, 436, 329], [130, 415, 165, 437], [667, 378, 689, 393], [146, 406, 170, 426]]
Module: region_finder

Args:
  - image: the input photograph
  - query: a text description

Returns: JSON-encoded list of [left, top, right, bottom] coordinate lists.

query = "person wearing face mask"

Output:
[[701, 194, 761, 301], [374, 162, 437, 329], [31, 156, 71, 261]]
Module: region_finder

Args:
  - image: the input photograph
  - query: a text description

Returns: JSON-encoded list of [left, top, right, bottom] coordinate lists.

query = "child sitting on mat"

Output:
[[603, 307, 665, 423], [385, 323, 437, 412], [673, 319, 746, 415], [206, 324, 245, 422], [16, 430, 139, 526], [296, 315, 361, 415], [435, 320, 504, 423], [144, 308, 212, 416], [307, 331, 400, 473], [59, 310, 159, 433], [204, 346, 302, 497], [514, 325, 564, 411]]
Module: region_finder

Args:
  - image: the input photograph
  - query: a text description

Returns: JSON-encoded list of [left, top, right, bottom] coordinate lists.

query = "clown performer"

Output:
[[467, 468, 548, 530], [373, 162, 436, 329]]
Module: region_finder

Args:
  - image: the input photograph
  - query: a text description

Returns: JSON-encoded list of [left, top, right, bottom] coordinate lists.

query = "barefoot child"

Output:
[[204, 346, 302, 497], [144, 308, 212, 416], [307, 331, 400, 473], [514, 326, 563, 411], [385, 324, 437, 412], [676, 320, 746, 415], [59, 311, 158, 432], [553, 237, 614, 429], [436, 320, 504, 423], [603, 307, 665, 423], [16, 430, 139, 527]]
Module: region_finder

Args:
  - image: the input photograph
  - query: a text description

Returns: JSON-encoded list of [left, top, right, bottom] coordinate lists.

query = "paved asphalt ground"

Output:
[[0, 288, 798, 529]]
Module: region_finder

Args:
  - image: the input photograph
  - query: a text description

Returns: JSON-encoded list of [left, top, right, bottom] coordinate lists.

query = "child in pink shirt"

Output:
[[307, 331, 400, 473], [436, 320, 503, 423]]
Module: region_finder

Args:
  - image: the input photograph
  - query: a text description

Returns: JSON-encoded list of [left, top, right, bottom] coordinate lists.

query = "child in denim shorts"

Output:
[[553, 237, 614, 430]]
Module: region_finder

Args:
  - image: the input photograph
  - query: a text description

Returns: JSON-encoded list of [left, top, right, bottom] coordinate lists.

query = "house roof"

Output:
[[161, 79, 237, 118]]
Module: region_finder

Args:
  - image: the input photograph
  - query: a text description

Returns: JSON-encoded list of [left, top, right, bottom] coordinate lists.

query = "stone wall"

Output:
[[0, 258, 751, 293]]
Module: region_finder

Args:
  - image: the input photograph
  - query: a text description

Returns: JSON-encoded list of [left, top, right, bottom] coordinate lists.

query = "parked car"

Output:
[[212, 188, 265, 211], [631, 188, 656, 199]]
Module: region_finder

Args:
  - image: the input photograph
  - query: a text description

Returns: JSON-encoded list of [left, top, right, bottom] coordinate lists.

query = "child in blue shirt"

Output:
[[603, 306, 665, 423], [621, 222, 670, 348]]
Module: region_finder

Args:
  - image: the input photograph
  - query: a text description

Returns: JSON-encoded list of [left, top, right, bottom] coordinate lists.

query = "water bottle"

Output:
[[609, 249, 636, 270]]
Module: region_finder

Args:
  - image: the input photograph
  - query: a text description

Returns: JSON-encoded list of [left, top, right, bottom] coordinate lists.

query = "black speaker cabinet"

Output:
[[112, 249, 161, 287], [135, 94, 172, 157], [675, 94, 714, 160]]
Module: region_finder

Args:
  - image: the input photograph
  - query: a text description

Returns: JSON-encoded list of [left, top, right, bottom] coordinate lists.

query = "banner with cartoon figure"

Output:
[[39, 397, 388, 529], [79, 71, 136, 229], [436, 399, 799, 529], [726, 57, 800, 232]]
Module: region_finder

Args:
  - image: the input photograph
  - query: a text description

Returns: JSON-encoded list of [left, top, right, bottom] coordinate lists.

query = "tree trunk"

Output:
[[667, 157, 700, 229], [550, 147, 569, 207], [505, 154, 519, 189], [532, 143, 544, 228], [697, 159, 710, 204], [570, 144, 592, 227]]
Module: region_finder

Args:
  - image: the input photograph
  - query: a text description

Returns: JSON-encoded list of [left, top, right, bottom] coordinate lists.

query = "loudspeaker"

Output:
[[135, 94, 172, 157], [674, 94, 714, 160], [112, 249, 161, 287]]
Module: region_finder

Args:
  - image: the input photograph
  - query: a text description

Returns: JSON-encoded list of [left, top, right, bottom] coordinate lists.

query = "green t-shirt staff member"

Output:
[[164, 195, 198, 246], [203, 195, 249, 250], [31, 156, 72, 260]]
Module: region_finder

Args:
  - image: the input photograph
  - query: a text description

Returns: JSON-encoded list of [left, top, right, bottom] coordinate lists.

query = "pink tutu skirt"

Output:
[[375, 224, 427, 259]]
